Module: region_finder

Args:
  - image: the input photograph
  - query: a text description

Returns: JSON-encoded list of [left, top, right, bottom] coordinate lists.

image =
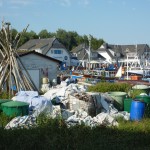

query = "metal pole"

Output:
[[88, 35, 91, 71], [127, 54, 129, 80]]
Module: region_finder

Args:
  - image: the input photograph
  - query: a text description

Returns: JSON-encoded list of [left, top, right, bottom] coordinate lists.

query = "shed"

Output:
[[18, 51, 61, 90]]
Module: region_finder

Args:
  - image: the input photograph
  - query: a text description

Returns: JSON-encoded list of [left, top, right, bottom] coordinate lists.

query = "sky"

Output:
[[0, 0, 150, 45]]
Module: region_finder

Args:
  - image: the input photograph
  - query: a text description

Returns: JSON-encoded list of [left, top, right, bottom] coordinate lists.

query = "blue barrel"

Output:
[[130, 100, 145, 121]]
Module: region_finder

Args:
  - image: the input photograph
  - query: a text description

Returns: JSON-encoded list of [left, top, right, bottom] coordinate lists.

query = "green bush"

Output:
[[129, 89, 146, 99], [88, 82, 132, 93], [0, 112, 13, 127], [0, 91, 13, 99], [0, 118, 150, 149]]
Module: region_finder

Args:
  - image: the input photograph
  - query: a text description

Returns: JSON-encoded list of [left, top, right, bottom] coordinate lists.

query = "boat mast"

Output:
[[88, 35, 91, 71]]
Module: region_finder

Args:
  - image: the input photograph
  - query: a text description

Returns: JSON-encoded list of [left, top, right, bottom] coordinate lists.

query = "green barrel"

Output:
[[136, 95, 150, 118], [132, 85, 150, 95], [0, 99, 11, 112], [1, 101, 29, 117], [124, 98, 132, 113], [108, 92, 127, 111]]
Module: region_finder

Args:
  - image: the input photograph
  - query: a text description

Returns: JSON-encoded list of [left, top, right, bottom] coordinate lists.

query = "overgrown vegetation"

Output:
[[0, 113, 13, 127], [129, 89, 147, 99], [0, 91, 13, 99], [0, 116, 150, 149], [88, 82, 132, 93]]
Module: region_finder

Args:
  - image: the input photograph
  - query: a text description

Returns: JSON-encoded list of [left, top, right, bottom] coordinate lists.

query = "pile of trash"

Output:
[[5, 82, 130, 129]]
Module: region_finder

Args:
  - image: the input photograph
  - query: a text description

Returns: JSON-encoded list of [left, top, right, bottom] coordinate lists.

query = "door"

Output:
[[23, 69, 40, 90]]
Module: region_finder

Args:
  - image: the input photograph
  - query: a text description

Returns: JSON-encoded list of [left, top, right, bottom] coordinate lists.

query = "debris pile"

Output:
[[5, 83, 130, 129]]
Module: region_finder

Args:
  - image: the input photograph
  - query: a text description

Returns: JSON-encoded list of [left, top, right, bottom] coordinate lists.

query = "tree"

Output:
[[38, 29, 50, 38], [90, 36, 105, 50], [11, 28, 18, 41], [56, 29, 68, 48], [29, 30, 38, 39], [11, 27, 105, 51]]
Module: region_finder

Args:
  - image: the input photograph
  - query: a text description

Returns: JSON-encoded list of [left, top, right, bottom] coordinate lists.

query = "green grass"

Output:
[[0, 112, 14, 128]]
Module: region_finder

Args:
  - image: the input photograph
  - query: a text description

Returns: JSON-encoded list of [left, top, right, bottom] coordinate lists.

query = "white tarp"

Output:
[[12, 91, 53, 117], [6, 83, 130, 129]]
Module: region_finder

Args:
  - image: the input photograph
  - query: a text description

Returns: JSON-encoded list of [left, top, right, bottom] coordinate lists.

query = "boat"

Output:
[[72, 39, 150, 85], [71, 68, 118, 85]]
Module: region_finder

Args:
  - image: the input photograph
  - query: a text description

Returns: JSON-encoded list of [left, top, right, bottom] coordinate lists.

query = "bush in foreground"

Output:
[[0, 117, 150, 150]]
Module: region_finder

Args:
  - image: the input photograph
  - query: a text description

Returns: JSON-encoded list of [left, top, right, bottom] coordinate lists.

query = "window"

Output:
[[51, 50, 53, 54], [54, 50, 62, 54]]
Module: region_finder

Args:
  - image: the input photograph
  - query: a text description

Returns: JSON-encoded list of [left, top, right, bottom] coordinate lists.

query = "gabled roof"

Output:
[[71, 43, 87, 53], [98, 43, 150, 59], [18, 50, 62, 63], [19, 38, 54, 50], [120, 44, 149, 56], [97, 47, 114, 59], [71, 43, 100, 60], [18, 38, 67, 55]]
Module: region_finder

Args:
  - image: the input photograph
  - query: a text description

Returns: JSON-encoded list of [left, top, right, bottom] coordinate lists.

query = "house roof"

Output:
[[18, 38, 53, 50], [18, 38, 67, 55], [120, 44, 149, 56], [71, 43, 87, 53], [18, 50, 62, 63], [98, 43, 150, 59], [71, 43, 101, 60], [97, 47, 114, 59]]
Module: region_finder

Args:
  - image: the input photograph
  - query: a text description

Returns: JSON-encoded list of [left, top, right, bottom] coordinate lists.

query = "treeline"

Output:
[[11, 28, 105, 51]]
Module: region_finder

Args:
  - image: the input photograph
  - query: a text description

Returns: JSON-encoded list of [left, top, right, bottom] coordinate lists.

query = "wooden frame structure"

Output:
[[0, 21, 38, 96]]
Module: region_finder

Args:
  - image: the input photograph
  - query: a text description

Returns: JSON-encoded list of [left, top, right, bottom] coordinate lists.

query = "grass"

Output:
[[0, 112, 13, 128]]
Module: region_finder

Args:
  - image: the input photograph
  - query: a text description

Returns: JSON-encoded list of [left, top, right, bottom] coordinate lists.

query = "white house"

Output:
[[18, 38, 71, 69], [97, 43, 114, 64], [19, 51, 61, 90], [97, 43, 150, 66]]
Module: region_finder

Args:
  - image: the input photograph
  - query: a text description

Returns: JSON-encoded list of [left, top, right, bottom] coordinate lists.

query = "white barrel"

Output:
[[42, 77, 49, 84]]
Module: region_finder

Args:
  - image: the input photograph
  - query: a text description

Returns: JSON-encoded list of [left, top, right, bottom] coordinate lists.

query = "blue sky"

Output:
[[0, 0, 150, 45]]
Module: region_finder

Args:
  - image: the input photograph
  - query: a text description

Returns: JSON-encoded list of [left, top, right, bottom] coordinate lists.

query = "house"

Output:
[[97, 43, 150, 68], [18, 38, 71, 69], [71, 43, 105, 68], [18, 51, 61, 90]]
